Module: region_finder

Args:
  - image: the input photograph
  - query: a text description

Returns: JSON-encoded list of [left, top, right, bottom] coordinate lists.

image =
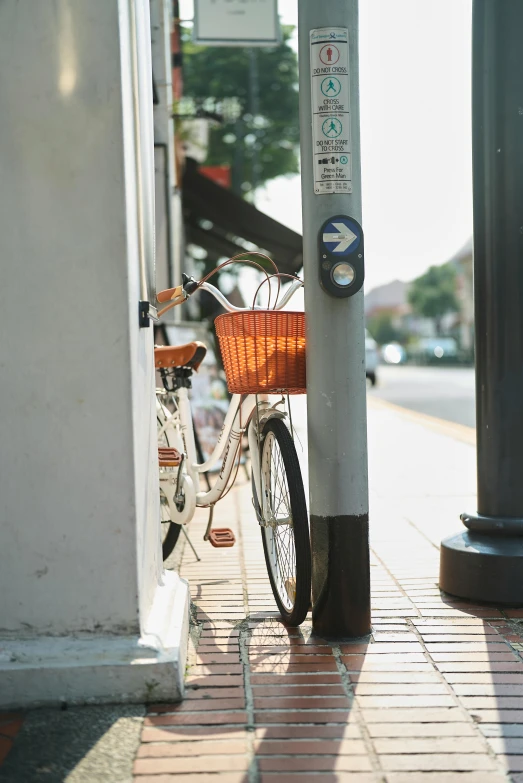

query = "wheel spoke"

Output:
[[261, 427, 299, 611], [258, 420, 309, 625]]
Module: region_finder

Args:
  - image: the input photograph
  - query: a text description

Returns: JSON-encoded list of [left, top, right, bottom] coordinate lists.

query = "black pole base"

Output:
[[311, 514, 371, 639], [440, 530, 523, 605], [461, 511, 523, 536]]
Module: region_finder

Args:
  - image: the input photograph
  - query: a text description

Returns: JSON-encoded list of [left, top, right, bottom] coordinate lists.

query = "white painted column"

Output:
[[0, 0, 189, 707], [151, 0, 183, 295]]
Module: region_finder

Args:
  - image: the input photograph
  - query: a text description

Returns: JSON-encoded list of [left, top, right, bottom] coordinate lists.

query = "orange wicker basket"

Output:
[[215, 310, 306, 395]]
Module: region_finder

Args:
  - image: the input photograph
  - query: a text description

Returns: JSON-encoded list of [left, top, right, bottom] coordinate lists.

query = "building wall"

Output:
[[0, 0, 161, 634], [364, 280, 408, 316]]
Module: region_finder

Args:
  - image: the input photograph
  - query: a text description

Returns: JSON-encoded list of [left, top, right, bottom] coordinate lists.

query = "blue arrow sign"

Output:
[[322, 217, 361, 256]]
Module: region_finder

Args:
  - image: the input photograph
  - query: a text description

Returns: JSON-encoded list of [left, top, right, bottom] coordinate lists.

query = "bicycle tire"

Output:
[[158, 411, 182, 562], [255, 417, 311, 626], [161, 495, 182, 559]]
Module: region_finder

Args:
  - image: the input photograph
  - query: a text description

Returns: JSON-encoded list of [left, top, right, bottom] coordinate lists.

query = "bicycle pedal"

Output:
[[208, 528, 236, 548]]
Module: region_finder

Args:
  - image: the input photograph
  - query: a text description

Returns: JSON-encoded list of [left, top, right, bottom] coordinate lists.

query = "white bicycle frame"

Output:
[[158, 277, 302, 527], [158, 389, 285, 523]]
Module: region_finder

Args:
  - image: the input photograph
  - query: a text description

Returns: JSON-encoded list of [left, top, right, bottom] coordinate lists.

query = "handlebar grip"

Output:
[[157, 294, 187, 318], [157, 285, 183, 304]]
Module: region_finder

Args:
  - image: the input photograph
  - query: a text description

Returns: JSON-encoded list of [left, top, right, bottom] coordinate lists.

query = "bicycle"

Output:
[[154, 257, 311, 626]]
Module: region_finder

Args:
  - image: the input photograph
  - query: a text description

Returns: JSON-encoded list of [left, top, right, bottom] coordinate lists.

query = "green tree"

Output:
[[366, 311, 402, 346], [408, 263, 459, 335], [181, 26, 299, 195]]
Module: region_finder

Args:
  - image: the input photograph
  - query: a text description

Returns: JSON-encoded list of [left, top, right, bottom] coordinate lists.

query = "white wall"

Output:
[[0, 0, 160, 635]]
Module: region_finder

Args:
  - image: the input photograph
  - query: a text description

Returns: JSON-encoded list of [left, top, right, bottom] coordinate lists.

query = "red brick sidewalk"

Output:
[[3, 401, 523, 781], [133, 472, 523, 783]]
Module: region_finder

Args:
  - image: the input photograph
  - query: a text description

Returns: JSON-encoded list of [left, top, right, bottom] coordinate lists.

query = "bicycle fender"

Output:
[[166, 473, 196, 526]]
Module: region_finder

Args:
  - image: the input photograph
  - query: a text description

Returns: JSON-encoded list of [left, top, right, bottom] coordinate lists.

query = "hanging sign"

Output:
[[310, 28, 352, 195], [194, 0, 280, 47]]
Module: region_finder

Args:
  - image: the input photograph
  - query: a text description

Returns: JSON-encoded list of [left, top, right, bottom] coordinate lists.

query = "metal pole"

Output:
[[298, 0, 370, 637], [249, 49, 260, 193], [440, 0, 523, 603], [232, 116, 244, 196]]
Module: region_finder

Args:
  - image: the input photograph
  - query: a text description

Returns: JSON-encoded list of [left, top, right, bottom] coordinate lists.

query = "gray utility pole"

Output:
[[440, 0, 523, 603], [298, 0, 370, 637]]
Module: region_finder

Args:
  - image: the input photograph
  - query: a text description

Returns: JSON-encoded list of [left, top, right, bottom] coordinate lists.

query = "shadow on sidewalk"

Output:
[[145, 606, 362, 778], [0, 704, 143, 783], [245, 613, 365, 779], [439, 612, 523, 778]]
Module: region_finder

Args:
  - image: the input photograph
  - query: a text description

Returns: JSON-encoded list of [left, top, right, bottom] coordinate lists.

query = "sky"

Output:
[[179, 0, 473, 293]]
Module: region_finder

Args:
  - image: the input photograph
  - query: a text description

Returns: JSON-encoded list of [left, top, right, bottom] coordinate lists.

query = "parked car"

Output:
[[411, 337, 458, 364], [365, 329, 378, 386]]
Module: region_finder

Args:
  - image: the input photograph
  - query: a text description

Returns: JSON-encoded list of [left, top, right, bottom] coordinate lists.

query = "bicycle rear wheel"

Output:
[[160, 488, 182, 560], [158, 407, 182, 562], [256, 417, 311, 626]]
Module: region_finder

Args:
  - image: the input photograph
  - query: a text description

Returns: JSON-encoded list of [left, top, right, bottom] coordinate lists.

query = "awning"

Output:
[[182, 159, 303, 275]]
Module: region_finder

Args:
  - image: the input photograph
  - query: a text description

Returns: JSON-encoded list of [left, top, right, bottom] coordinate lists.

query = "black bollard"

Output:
[[440, 0, 523, 603]]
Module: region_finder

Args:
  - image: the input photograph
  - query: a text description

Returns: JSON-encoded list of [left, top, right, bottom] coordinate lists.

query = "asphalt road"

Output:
[[369, 365, 476, 429]]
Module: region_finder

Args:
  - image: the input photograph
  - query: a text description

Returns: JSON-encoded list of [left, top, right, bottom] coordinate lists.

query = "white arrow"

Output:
[[323, 222, 357, 253]]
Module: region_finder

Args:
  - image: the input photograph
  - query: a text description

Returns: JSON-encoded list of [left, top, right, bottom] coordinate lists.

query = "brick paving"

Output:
[[2, 401, 523, 781], [130, 484, 523, 779], [134, 401, 523, 782]]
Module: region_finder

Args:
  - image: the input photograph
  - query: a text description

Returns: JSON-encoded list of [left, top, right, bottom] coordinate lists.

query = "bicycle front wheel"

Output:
[[258, 417, 311, 626]]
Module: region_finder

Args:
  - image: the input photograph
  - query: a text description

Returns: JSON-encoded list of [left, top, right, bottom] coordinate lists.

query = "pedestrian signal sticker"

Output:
[[310, 27, 352, 195]]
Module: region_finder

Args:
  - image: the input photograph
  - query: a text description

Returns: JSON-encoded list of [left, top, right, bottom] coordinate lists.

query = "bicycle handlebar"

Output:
[[200, 280, 303, 313], [157, 276, 303, 318]]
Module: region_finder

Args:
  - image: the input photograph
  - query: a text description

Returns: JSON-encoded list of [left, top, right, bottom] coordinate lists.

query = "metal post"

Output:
[[249, 49, 260, 193], [298, 0, 370, 637], [440, 0, 523, 603], [232, 116, 244, 196]]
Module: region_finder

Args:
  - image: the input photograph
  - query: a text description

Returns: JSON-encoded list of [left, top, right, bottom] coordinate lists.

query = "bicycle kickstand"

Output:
[[181, 525, 201, 562]]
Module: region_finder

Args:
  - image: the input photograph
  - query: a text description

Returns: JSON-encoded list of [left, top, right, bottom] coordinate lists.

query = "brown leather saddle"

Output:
[[154, 342, 207, 371]]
